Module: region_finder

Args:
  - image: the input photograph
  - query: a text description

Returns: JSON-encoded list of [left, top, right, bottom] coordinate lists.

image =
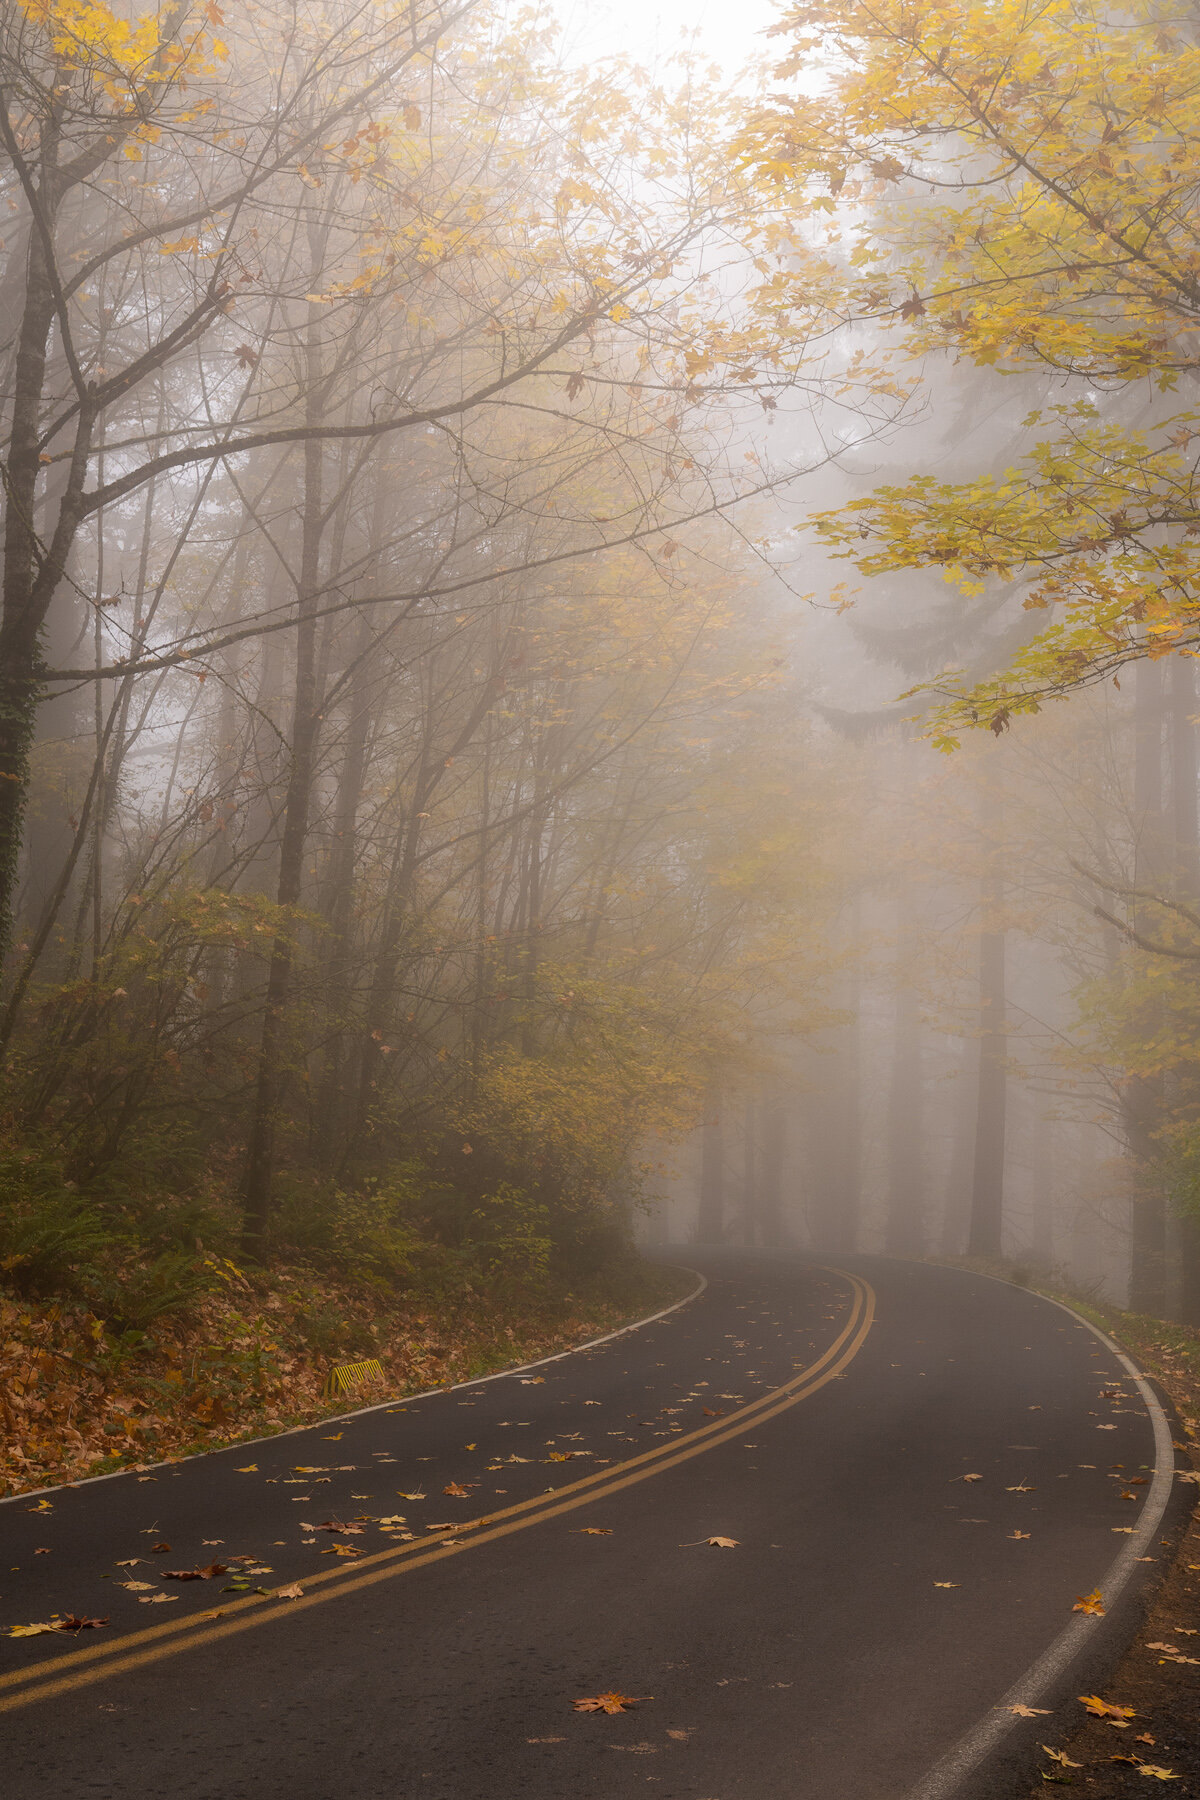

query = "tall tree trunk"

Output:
[[697, 1082, 724, 1242], [741, 1096, 757, 1246], [1168, 655, 1200, 1323], [885, 899, 923, 1256], [241, 305, 327, 1253], [758, 1087, 785, 1248], [967, 862, 1007, 1258], [1127, 657, 1167, 1312]]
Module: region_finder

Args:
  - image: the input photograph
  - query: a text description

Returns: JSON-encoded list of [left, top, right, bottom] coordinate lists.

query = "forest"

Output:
[[3, 0, 1200, 1491]]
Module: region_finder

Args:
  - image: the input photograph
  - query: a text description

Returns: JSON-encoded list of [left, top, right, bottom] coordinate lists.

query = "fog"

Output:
[[2, 0, 1197, 1329]]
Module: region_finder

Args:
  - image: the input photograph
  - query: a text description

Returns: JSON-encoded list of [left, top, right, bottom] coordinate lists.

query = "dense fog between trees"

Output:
[[3, 0, 1199, 1327]]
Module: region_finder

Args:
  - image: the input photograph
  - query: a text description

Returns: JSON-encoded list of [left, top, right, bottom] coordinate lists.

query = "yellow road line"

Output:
[[0, 1269, 875, 1716]]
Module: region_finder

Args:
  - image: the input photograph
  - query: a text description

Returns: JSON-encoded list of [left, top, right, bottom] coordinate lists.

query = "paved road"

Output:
[[0, 1254, 1184, 1799]]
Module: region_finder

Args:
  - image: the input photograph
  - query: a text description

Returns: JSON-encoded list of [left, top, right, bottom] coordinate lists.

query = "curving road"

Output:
[[0, 1254, 1186, 1799]]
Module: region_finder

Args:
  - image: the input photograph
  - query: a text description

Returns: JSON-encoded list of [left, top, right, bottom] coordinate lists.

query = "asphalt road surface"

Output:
[[0, 1253, 1185, 1800]]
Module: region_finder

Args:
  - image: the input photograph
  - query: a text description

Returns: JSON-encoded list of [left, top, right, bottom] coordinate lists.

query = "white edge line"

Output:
[[0, 1265, 708, 1510], [905, 1281, 1179, 1800]]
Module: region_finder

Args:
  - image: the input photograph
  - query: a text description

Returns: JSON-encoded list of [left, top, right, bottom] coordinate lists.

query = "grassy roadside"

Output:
[[943, 1258, 1200, 1793], [1, 1256, 693, 1500]]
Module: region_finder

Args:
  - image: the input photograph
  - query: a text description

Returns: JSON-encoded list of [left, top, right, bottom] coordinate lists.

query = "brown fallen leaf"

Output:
[[1080, 1695, 1136, 1720], [443, 1482, 469, 1497], [958, 1473, 983, 1483], [1008, 1705, 1051, 1717], [1074, 1590, 1106, 1616], [666, 1728, 691, 1741], [573, 1693, 648, 1714], [150, 1543, 171, 1554], [1147, 1643, 1178, 1653], [118, 1580, 156, 1592], [574, 1528, 613, 1536], [115, 1559, 142, 1568], [138, 1594, 179, 1605], [680, 1536, 739, 1548], [934, 1581, 960, 1589], [55, 1616, 109, 1632], [34, 1548, 50, 1555], [320, 1545, 362, 1558], [164, 1563, 228, 1581], [274, 1583, 304, 1599], [1008, 1530, 1031, 1540]]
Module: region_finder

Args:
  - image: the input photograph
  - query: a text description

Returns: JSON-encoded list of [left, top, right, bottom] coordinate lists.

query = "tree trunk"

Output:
[[697, 1083, 724, 1242], [1127, 656, 1167, 1313], [967, 865, 1007, 1258], [241, 306, 327, 1253], [885, 900, 923, 1256]]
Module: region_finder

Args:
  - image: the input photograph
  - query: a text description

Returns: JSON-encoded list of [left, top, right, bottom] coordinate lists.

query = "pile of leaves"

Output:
[[0, 1258, 685, 1497]]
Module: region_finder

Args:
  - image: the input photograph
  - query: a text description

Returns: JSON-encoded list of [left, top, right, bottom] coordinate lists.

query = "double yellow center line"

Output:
[[0, 1267, 875, 1715]]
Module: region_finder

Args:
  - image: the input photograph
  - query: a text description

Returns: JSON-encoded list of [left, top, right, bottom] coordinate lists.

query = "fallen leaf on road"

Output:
[[138, 1594, 179, 1604], [34, 1547, 50, 1555], [527, 1737, 566, 1743], [274, 1583, 304, 1599], [1008, 1531, 1031, 1540], [1147, 1644, 1179, 1653], [1138, 1767, 1181, 1781], [164, 1563, 228, 1581], [150, 1543, 171, 1553], [9, 1622, 60, 1637], [55, 1616, 109, 1632], [118, 1580, 156, 1591], [1007, 1483, 1036, 1493], [443, 1482, 469, 1497], [321, 1545, 362, 1558], [573, 1693, 648, 1714], [958, 1473, 983, 1483], [378, 1515, 407, 1526], [115, 1559, 142, 1568], [574, 1528, 613, 1536], [666, 1728, 691, 1741], [396, 1491, 426, 1501], [1074, 1591, 1106, 1616], [1008, 1705, 1051, 1717], [1080, 1696, 1135, 1719], [934, 1582, 960, 1589], [235, 1465, 258, 1473], [322, 1434, 344, 1441], [1042, 1748, 1082, 1768]]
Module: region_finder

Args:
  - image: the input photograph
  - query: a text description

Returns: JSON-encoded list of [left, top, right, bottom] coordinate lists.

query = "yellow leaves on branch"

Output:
[[20, 0, 224, 88]]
